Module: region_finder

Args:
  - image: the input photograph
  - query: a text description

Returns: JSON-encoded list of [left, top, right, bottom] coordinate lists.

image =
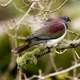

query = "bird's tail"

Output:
[[12, 43, 31, 54], [25, 35, 35, 41], [12, 35, 41, 54]]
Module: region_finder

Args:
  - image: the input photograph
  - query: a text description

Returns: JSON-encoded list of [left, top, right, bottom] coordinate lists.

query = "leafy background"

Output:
[[0, 0, 80, 80]]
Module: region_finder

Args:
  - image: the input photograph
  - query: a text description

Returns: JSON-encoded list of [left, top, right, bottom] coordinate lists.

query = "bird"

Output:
[[14, 16, 71, 53]]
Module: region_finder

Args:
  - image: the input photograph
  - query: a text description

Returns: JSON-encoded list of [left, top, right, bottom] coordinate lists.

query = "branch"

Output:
[[15, 1, 36, 27], [32, 39, 80, 58], [16, 39, 80, 79], [56, 39, 80, 50], [52, 0, 69, 13], [13, 39, 80, 55], [0, 0, 13, 7], [29, 63, 80, 80]]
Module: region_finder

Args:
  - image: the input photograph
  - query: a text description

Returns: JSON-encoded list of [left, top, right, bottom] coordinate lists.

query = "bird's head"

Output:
[[59, 16, 71, 28], [60, 16, 71, 22]]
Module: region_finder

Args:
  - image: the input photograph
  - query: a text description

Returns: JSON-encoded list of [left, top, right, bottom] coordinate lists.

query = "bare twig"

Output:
[[73, 49, 80, 59], [23, 0, 69, 14], [72, 49, 78, 79], [0, 0, 13, 7], [31, 39, 80, 58], [29, 63, 80, 80], [15, 1, 36, 28], [36, 39, 80, 57], [13, 39, 80, 55], [52, 0, 68, 12], [13, 2, 25, 13], [67, 30, 80, 39], [56, 39, 80, 50]]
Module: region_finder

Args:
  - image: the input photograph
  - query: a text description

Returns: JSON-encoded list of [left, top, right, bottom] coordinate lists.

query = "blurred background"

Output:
[[0, 0, 80, 80]]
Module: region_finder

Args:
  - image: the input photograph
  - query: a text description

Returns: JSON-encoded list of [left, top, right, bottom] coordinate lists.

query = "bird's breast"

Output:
[[46, 21, 65, 34]]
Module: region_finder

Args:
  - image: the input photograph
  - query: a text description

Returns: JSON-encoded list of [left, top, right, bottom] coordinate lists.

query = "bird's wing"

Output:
[[32, 27, 65, 40], [32, 22, 66, 40]]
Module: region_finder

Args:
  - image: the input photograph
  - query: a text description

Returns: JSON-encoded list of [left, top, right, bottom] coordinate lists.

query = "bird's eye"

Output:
[[60, 16, 71, 22], [64, 16, 71, 22], [67, 17, 71, 22]]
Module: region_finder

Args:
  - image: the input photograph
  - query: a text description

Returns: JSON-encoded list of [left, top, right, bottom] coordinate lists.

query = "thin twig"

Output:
[[67, 30, 80, 36], [73, 49, 80, 60], [49, 52, 57, 71], [12, 2, 25, 13], [52, 0, 68, 13], [15, 1, 36, 28], [33, 39, 80, 59], [0, 0, 13, 7], [37, 0, 44, 10], [13, 39, 80, 54], [72, 49, 78, 79], [13, 1, 37, 46], [29, 63, 80, 79], [56, 39, 80, 50], [24, 0, 69, 14], [43, 0, 53, 19]]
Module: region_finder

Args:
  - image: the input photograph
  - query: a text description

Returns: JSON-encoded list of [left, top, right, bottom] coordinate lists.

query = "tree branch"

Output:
[[16, 39, 80, 79], [56, 39, 80, 50], [29, 63, 80, 80], [13, 39, 80, 55], [33, 39, 80, 58]]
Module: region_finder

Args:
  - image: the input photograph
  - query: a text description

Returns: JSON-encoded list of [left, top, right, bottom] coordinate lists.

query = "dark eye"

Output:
[[60, 16, 71, 22], [64, 16, 71, 22], [66, 17, 71, 22]]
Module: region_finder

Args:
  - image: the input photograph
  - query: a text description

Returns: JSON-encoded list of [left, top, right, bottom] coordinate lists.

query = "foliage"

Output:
[[0, 0, 80, 80]]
